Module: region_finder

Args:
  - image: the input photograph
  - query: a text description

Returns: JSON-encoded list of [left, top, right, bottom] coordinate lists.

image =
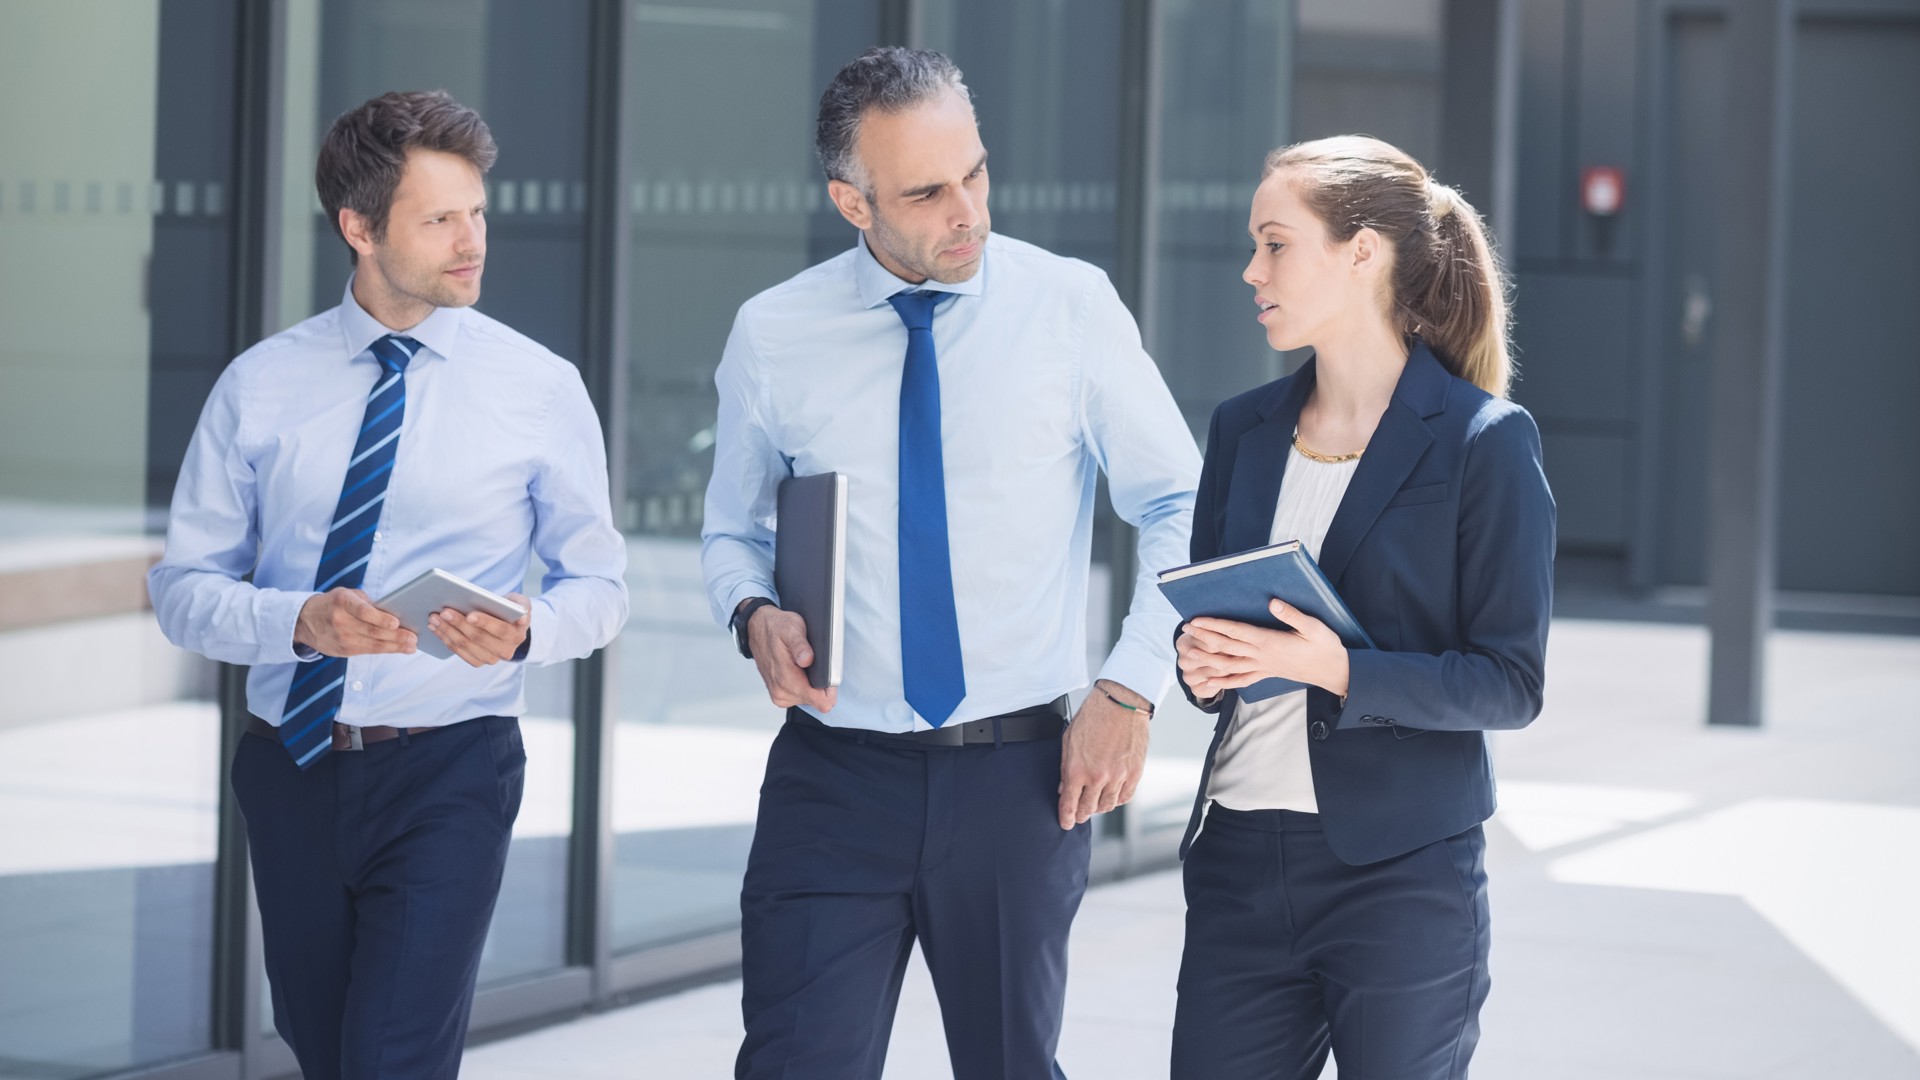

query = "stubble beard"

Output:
[[868, 204, 986, 285], [372, 244, 482, 311]]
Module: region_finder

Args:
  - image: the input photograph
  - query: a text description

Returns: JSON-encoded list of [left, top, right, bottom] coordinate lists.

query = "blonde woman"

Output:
[[1169, 136, 1555, 1079]]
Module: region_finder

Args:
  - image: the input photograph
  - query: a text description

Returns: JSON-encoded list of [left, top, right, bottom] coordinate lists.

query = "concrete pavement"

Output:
[[462, 618, 1920, 1079]]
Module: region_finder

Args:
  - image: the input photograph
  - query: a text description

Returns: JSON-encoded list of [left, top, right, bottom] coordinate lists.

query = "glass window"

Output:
[[612, 0, 882, 954], [0, 1, 236, 1074], [922, 0, 1125, 277], [1292, 0, 1444, 168], [483, 633, 575, 986], [921, 0, 1130, 675], [1153, 0, 1296, 432], [276, 0, 597, 988], [1139, 0, 1294, 837]]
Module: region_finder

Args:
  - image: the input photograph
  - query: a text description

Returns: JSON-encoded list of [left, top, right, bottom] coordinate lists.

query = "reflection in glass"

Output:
[[273, 0, 595, 988], [480, 654, 574, 986], [612, 0, 881, 953], [1139, 0, 1295, 835], [1293, 0, 1444, 169], [276, 0, 596, 361], [0, 1, 234, 1074], [922, 0, 1124, 277], [922, 1, 1128, 568]]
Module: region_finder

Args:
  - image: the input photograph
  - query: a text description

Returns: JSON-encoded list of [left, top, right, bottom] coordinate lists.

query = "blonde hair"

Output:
[[1262, 135, 1512, 397]]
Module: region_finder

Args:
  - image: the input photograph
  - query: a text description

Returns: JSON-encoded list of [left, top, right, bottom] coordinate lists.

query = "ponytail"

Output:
[[1405, 181, 1510, 397], [1262, 137, 1513, 397]]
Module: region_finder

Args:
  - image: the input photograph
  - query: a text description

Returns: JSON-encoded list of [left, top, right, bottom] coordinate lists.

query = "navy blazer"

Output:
[[1176, 343, 1556, 865]]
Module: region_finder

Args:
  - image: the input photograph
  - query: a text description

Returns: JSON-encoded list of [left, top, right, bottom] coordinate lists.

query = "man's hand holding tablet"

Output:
[[374, 569, 531, 666]]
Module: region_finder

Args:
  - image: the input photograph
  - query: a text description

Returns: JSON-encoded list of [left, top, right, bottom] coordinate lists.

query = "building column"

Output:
[[1706, 0, 1795, 727]]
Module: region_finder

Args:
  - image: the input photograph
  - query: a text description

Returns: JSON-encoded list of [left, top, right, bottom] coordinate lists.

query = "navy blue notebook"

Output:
[[1156, 541, 1375, 703]]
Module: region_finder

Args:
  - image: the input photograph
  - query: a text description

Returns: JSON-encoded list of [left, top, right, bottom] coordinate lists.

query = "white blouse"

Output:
[[1204, 440, 1361, 813]]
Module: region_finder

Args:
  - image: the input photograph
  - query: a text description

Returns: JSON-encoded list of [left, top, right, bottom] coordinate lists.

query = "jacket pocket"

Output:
[[1385, 481, 1449, 508]]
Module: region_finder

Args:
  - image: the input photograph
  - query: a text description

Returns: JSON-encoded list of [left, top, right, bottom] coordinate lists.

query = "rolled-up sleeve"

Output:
[[1076, 280, 1203, 706], [147, 366, 314, 666], [1334, 402, 1556, 732], [523, 365, 629, 664]]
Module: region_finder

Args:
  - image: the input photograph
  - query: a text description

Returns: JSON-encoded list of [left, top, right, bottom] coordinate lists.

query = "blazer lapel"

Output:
[[1315, 344, 1452, 587], [1222, 362, 1314, 554]]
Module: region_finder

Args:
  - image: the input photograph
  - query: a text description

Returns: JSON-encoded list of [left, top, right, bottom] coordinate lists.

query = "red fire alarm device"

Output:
[[1581, 166, 1626, 216]]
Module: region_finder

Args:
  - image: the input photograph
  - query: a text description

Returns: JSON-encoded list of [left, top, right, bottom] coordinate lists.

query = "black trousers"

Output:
[[1171, 807, 1491, 1080], [736, 717, 1091, 1080], [231, 715, 524, 1080]]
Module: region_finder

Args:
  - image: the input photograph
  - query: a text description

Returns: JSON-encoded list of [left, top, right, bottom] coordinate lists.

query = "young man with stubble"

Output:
[[149, 91, 627, 1079]]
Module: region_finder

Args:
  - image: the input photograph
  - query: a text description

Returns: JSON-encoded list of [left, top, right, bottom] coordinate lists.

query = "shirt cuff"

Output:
[[721, 580, 779, 627], [1096, 638, 1177, 712], [523, 599, 556, 665], [267, 590, 317, 665]]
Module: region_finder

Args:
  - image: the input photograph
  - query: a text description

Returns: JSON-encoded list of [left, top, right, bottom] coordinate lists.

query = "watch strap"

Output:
[[731, 596, 777, 659]]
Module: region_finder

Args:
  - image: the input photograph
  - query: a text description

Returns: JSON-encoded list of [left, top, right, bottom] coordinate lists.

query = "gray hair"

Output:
[[816, 47, 972, 195]]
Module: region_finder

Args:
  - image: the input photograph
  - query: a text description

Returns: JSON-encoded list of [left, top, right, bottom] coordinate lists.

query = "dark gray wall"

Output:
[[1508, 0, 1642, 561], [1509, 0, 1920, 597], [1775, 13, 1920, 593]]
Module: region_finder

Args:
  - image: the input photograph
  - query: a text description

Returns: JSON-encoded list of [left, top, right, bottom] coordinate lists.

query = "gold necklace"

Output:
[[1292, 431, 1364, 464]]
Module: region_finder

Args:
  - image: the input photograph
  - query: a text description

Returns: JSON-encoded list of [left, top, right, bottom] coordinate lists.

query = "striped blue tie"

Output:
[[279, 334, 417, 769]]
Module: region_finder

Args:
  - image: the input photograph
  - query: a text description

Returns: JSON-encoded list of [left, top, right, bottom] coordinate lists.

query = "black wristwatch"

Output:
[[730, 596, 777, 659]]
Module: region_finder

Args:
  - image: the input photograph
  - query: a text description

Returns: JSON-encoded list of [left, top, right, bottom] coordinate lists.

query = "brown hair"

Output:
[[1262, 135, 1512, 397], [316, 90, 498, 261]]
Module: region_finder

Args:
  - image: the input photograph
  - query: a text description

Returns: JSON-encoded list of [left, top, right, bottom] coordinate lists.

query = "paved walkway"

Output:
[[464, 619, 1920, 1079]]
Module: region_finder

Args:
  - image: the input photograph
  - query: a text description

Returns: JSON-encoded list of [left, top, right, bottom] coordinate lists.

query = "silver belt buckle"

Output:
[[336, 723, 364, 752]]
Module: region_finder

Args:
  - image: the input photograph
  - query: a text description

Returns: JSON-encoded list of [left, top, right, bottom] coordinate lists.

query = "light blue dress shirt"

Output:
[[702, 233, 1201, 733], [149, 282, 629, 728]]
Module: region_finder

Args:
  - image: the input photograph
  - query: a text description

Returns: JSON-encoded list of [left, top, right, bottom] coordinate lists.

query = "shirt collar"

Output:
[[852, 232, 988, 309], [337, 275, 466, 364]]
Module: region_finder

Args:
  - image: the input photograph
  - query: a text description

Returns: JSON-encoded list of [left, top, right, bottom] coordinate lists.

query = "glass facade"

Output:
[[918, 0, 1133, 854], [1137, 0, 1295, 838], [0, 3, 1304, 1076], [276, 0, 594, 995], [5, 4, 1903, 1074], [923, 0, 1124, 277], [0, 2, 233, 1076], [611, 0, 884, 956], [1292, 0, 1444, 167]]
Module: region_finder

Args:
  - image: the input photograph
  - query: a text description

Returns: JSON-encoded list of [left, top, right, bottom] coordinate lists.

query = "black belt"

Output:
[[246, 714, 448, 752], [785, 696, 1070, 748]]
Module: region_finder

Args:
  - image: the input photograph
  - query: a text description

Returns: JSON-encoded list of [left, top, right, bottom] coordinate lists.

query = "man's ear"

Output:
[[828, 179, 873, 231], [339, 207, 377, 261]]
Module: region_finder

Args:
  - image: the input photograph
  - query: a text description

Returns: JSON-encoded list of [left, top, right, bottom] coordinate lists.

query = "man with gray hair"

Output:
[[703, 47, 1199, 1078]]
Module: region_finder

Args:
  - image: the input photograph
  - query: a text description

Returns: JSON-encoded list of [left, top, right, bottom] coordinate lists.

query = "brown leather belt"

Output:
[[785, 696, 1070, 748], [246, 714, 441, 752]]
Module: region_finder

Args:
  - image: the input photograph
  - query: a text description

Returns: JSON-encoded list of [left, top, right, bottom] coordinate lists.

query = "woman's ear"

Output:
[[1349, 226, 1383, 276]]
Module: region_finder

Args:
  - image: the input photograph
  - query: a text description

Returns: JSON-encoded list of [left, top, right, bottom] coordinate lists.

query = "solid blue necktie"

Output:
[[887, 290, 967, 726], [279, 334, 417, 768]]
